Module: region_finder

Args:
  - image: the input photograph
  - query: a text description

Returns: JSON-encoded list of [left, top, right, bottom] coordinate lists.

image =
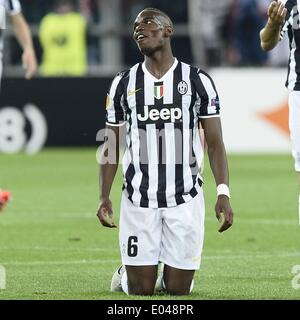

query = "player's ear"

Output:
[[164, 26, 174, 38]]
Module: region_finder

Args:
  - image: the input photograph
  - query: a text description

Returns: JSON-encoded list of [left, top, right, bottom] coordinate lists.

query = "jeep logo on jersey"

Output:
[[137, 105, 182, 123], [154, 82, 164, 100]]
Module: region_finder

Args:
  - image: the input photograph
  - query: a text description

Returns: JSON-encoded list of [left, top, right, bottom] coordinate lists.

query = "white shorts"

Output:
[[289, 90, 300, 171], [119, 190, 205, 270]]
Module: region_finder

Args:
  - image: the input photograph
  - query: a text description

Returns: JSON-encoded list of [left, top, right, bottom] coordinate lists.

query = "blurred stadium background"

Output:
[[1, 0, 300, 300]]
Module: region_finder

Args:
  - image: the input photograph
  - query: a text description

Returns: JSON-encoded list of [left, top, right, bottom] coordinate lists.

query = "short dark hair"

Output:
[[141, 8, 173, 28], [55, 0, 74, 8]]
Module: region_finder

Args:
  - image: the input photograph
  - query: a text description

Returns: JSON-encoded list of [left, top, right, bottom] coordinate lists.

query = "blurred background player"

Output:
[[260, 0, 300, 224], [227, 0, 269, 66], [0, 189, 11, 212], [97, 8, 234, 296], [0, 0, 37, 86], [0, 0, 37, 212], [39, 0, 87, 76], [1, 1, 286, 75]]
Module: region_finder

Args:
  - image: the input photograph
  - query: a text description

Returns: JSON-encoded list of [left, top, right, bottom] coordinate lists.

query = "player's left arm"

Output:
[[10, 13, 37, 79], [200, 117, 234, 233], [260, 1, 287, 51]]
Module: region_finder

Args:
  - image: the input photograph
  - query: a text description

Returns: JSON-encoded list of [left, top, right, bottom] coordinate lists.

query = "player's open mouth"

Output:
[[136, 34, 147, 43]]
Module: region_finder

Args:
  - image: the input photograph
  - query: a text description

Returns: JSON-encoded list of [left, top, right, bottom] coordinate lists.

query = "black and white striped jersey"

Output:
[[0, 0, 21, 59], [106, 58, 220, 208], [280, 0, 300, 90], [0, 0, 20, 14]]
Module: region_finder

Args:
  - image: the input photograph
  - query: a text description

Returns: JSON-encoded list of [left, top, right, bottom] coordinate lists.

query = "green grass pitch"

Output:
[[0, 149, 300, 300]]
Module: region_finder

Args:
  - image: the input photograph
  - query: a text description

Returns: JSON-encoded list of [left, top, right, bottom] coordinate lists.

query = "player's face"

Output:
[[133, 11, 167, 56]]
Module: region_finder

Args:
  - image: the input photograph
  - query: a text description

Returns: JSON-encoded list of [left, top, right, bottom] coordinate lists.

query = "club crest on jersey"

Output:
[[154, 82, 164, 100], [177, 80, 188, 95]]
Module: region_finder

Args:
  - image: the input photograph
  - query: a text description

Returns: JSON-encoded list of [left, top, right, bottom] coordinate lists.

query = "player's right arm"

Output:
[[6, 0, 38, 79], [97, 125, 120, 228], [260, 1, 287, 51], [96, 72, 127, 228]]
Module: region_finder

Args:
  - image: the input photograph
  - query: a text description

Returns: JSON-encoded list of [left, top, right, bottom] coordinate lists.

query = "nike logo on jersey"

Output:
[[137, 105, 182, 123], [128, 88, 142, 96]]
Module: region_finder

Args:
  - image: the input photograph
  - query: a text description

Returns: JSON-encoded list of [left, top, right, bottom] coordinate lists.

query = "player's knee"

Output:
[[128, 278, 155, 296], [164, 280, 192, 296]]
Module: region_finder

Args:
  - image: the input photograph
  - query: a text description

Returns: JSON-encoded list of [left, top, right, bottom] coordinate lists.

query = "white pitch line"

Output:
[[1, 212, 298, 225], [1, 259, 119, 266], [0, 246, 117, 253], [205, 217, 298, 225], [1, 252, 300, 267], [203, 251, 300, 260]]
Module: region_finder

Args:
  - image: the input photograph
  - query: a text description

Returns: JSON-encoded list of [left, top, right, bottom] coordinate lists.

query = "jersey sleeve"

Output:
[[105, 72, 127, 126], [5, 0, 21, 16], [280, 0, 293, 40], [280, 17, 291, 40], [195, 70, 220, 119]]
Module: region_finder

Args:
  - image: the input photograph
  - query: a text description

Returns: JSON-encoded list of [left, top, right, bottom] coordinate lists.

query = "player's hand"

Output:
[[267, 1, 287, 28], [22, 48, 38, 79], [97, 198, 117, 228], [215, 195, 233, 233]]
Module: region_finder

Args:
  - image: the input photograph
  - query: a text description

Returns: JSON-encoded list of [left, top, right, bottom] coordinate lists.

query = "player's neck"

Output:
[[144, 49, 175, 80]]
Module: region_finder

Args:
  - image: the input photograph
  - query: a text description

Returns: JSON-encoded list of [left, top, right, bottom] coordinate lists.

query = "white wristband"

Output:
[[217, 184, 230, 198]]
